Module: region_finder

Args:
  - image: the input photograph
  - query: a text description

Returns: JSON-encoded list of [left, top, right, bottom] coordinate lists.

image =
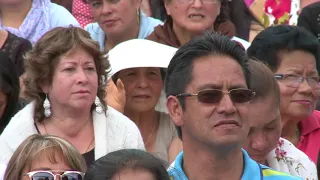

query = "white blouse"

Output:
[[267, 138, 318, 180]]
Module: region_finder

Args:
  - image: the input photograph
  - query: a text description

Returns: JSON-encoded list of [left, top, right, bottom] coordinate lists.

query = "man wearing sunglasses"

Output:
[[165, 32, 300, 180]]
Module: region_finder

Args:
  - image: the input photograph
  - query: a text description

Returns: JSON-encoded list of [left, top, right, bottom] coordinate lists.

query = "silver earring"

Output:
[[95, 96, 103, 113], [43, 94, 51, 117]]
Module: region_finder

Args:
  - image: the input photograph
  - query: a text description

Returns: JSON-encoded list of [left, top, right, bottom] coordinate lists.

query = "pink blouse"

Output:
[[298, 110, 320, 164]]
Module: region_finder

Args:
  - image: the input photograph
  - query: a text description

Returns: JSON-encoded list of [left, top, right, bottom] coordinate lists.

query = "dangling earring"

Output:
[[137, 9, 140, 24], [43, 94, 51, 117], [95, 96, 103, 113]]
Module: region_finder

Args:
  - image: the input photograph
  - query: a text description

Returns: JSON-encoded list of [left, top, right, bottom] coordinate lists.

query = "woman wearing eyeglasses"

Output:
[[107, 39, 182, 163], [3, 134, 86, 180], [146, 0, 247, 48], [247, 25, 320, 164], [243, 60, 317, 179]]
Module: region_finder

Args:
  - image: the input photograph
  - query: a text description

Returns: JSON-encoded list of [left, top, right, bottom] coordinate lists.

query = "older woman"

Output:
[[3, 134, 86, 180], [84, 0, 162, 51], [107, 39, 181, 163], [0, 0, 79, 45], [146, 0, 239, 47], [0, 27, 144, 167], [243, 60, 317, 179], [247, 25, 320, 164], [85, 149, 170, 180], [0, 52, 20, 134]]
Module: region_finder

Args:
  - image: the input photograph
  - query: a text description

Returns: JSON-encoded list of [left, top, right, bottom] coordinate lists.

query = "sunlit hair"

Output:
[[4, 134, 87, 180], [24, 26, 110, 122], [247, 59, 280, 107]]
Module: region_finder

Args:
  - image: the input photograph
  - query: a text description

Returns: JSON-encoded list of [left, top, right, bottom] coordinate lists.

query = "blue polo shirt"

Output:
[[168, 149, 302, 180]]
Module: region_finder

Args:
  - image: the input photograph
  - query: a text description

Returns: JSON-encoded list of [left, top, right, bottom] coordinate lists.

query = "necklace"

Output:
[[43, 122, 95, 153], [144, 113, 158, 146]]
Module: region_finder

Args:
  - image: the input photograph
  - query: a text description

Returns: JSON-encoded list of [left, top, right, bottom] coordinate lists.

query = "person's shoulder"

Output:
[[106, 106, 140, 131], [49, 2, 80, 27], [84, 22, 102, 34], [139, 12, 163, 38], [144, 16, 163, 27], [261, 166, 302, 180], [105, 106, 145, 149]]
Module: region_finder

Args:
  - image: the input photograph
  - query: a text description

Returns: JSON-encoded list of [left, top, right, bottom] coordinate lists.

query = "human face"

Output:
[[21, 150, 76, 180], [165, 0, 221, 34], [169, 55, 250, 148], [118, 67, 163, 113], [111, 168, 156, 180], [0, 90, 7, 120], [45, 48, 98, 112], [243, 97, 281, 164], [89, 0, 140, 36], [275, 50, 319, 120]]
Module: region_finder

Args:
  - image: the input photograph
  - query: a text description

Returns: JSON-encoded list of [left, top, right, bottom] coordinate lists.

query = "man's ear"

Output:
[[166, 95, 184, 127]]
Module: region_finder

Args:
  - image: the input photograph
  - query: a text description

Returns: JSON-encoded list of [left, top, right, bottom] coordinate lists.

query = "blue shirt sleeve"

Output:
[[49, 3, 80, 28]]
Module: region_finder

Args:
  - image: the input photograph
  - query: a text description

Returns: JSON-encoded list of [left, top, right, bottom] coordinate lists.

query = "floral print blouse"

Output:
[[267, 138, 318, 180]]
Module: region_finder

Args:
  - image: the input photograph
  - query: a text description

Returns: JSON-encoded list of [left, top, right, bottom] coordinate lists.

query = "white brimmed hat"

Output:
[[107, 39, 178, 113]]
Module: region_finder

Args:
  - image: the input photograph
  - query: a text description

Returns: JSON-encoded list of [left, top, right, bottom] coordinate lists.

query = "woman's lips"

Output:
[[292, 100, 312, 105]]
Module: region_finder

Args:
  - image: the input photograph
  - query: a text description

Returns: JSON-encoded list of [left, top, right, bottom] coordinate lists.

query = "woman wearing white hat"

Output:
[[107, 39, 182, 163]]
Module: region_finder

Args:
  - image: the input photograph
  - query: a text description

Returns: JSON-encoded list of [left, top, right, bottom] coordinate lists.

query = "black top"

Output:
[[34, 123, 95, 168], [0, 32, 32, 76], [83, 148, 95, 168]]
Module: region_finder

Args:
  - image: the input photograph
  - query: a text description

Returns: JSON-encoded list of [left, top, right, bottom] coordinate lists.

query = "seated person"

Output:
[[243, 59, 317, 179], [165, 32, 300, 180]]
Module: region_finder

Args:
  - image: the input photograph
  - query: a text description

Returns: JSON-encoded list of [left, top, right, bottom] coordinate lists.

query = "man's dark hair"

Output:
[[164, 31, 250, 139], [84, 149, 170, 180], [247, 25, 320, 73]]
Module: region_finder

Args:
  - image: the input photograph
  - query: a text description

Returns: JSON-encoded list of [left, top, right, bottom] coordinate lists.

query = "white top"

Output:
[[0, 101, 145, 164], [0, 164, 5, 180], [231, 36, 251, 50], [267, 138, 318, 180], [49, 3, 80, 28]]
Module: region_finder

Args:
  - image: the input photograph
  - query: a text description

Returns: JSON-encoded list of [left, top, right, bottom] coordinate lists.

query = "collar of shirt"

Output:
[[168, 149, 262, 180]]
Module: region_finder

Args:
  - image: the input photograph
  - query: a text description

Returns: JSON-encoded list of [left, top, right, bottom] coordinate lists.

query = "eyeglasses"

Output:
[[274, 74, 320, 89], [25, 170, 85, 180], [175, 88, 255, 104], [176, 0, 220, 4]]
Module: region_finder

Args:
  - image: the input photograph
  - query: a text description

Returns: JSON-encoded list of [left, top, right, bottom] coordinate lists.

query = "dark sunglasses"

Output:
[[175, 88, 255, 104], [25, 170, 84, 180]]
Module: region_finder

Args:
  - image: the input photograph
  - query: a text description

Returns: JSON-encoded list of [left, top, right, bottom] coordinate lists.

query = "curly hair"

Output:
[[24, 26, 110, 122]]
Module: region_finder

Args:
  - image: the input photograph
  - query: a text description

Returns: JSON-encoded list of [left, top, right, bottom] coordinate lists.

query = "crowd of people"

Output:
[[0, 0, 319, 179]]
